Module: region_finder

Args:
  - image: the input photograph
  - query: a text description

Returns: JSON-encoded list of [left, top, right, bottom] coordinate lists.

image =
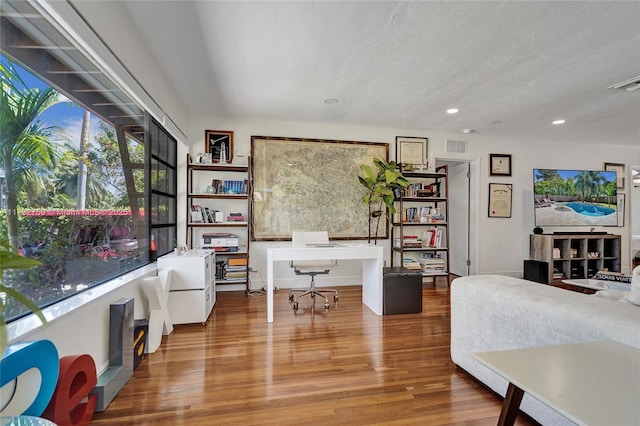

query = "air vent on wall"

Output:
[[607, 76, 640, 92], [446, 139, 467, 154]]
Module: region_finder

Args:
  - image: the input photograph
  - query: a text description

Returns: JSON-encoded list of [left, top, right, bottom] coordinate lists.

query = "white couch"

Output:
[[450, 274, 640, 426]]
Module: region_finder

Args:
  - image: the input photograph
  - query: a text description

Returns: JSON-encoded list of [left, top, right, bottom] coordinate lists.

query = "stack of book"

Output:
[[552, 267, 564, 280], [224, 257, 248, 282], [226, 212, 245, 222], [402, 257, 421, 270], [419, 253, 445, 274], [402, 235, 422, 248]]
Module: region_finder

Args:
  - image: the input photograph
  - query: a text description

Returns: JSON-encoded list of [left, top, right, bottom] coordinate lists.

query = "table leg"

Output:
[[498, 382, 525, 426]]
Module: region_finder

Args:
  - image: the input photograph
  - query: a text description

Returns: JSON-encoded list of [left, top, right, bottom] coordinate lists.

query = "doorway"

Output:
[[436, 157, 480, 277], [630, 165, 640, 269]]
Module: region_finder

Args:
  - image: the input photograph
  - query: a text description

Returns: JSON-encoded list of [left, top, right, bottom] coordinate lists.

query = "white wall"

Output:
[[10, 267, 155, 374], [186, 115, 639, 287]]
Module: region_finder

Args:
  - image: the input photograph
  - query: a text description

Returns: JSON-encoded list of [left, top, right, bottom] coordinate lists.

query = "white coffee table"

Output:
[[473, 340, 640, 426]]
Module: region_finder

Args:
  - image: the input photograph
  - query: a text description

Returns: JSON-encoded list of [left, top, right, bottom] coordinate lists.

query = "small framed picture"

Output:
[[205, 130, 234, 163], [396, 136, 428, 166], [488, 183, 513, 218], [604, 162, 625, 190], [489, 154, 512, 176]]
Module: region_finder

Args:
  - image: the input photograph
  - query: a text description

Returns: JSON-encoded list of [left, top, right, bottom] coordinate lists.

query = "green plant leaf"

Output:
[[0, 284, 46, 325], [0, 250, 41, 274]]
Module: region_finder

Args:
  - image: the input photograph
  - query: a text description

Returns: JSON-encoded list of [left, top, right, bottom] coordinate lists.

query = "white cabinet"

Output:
[[158, 250, 216, 325]]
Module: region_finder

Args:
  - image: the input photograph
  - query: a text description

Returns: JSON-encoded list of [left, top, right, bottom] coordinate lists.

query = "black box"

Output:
[[383, 267, 422, 315], [523, 260, 548, 284]]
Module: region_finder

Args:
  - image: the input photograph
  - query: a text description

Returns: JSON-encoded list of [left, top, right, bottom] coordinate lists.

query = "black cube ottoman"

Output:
[[383, 267, 423, 314]]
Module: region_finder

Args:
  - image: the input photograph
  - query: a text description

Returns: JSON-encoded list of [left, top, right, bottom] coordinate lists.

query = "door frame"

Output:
[[435, 156, 480, 276]]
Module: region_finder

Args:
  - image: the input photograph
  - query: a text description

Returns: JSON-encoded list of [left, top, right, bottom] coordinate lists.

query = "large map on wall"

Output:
[[251, 136, 388, 241]]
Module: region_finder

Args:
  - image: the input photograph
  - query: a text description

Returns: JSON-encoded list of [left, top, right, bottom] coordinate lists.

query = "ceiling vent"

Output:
[[446, 139, 467, 154], [607, 76, 640, 92]]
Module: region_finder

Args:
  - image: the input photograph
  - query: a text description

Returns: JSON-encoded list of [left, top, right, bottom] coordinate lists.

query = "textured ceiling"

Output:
[[81, 1, 640, 147]]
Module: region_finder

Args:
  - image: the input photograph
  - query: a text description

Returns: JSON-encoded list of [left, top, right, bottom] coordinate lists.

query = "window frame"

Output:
[[1, 0, 177, 323]]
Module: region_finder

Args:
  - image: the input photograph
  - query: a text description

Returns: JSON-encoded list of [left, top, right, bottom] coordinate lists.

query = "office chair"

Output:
[[288, 231, 339, 310]]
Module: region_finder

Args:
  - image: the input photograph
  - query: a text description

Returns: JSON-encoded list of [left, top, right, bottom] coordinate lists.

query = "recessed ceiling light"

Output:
[[552, 119, 566, 125], [446, 108, 460, 114], [462, 129, 473, 134], [323, 98, 339, 104]]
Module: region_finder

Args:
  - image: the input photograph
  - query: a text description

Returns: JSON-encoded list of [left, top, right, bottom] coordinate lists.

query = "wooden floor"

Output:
[[92, 281, 538, 425]]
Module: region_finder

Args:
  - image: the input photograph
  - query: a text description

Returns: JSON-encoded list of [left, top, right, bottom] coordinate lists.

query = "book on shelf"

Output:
[[420, 228, 444, 248], [228, 257, 248, 266], [210, 179, 248, 195], [190, 205, 206, 223], [402, 257, 421, 270], [404, 183, 438, 198], [203, 207, 214, 223], [401, 235, 422, 248], [209, 246, 239, 252], [227, 212, 245, 221], [402, 207, 445, 224]]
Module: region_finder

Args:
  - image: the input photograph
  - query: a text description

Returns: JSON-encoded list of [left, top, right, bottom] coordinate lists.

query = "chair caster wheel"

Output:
[[333, 295, 339, 301], [293, 302, 299, 310], [324, 303, 330, 309], [288, 294, 294, 301]]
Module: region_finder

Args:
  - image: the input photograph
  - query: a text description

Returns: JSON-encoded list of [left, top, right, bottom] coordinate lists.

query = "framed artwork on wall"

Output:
[[251, 136, 388, 240], [205, 130, 234, 163], [489, 154, 512, 177], [488, 183, 513, 218], [604, 162, 625, 190], [396, 136, 428, 166]]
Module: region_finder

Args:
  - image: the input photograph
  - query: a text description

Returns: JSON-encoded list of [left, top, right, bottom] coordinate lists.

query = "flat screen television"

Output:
[[533, 168, 618, 227]]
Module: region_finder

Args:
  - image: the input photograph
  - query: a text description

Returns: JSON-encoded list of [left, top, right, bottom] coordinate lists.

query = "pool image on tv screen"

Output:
[[533, 168, 618, 227]]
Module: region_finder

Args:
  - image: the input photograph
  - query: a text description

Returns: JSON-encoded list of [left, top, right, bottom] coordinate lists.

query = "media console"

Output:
[[529, 233, 621, 284], [553, 231, 608, 235]]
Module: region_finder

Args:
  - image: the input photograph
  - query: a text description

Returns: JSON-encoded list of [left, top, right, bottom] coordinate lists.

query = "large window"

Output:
[[149, 116, 178, 257], [0, 1, 176, 322]]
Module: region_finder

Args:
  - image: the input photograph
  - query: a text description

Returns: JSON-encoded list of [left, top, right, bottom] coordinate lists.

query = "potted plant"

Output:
[[358, 158, 409, 244], [1, 240, 46, 355]]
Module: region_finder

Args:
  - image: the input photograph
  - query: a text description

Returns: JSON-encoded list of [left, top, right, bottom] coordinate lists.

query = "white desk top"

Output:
[[474, 340, 640, 426]]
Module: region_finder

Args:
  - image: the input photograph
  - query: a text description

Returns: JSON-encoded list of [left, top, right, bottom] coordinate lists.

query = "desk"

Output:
[[473, 340, 640, 426], [266, 244, 384, 323]]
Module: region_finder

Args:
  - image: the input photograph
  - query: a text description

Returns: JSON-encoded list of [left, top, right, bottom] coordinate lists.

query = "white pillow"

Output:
[[628, 265, 640, 306]]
